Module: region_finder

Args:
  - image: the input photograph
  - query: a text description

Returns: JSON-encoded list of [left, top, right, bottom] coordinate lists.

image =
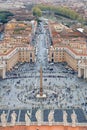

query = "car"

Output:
[[49, 68, 53, 71], [50, 62, 54, 65]]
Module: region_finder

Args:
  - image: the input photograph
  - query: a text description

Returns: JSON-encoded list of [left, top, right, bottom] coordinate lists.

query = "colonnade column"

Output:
[[85, 68, 87, 78], [2, 68, 6, 79], [78, 67, 81, 78], [84, 67, 87, 79]]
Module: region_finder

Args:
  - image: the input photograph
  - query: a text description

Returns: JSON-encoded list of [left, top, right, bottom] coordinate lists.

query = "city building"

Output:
[[0, 19, 87, 79], [0, 19, 36, 78], [48, 21, 87, 78]]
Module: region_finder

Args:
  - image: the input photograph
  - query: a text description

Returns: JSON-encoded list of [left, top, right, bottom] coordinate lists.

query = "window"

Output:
[[30, 53, 32, 57], [52, 53, 54, 58], [30, 59, 32, 62]]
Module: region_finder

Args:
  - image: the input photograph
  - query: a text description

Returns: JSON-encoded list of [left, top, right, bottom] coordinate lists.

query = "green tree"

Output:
[[32, 7, 42, 17], [35, 4, 84, 22], [0, 11, 13, 23]]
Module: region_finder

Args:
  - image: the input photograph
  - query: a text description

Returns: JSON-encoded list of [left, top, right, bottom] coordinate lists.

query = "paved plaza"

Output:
[[0, 20, 87, 118], [0, 64, 87, 112]]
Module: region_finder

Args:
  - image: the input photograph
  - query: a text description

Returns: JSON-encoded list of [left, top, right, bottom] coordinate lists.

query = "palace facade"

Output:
[[48, 21, 87, 79], [0, 19, 37, 78]]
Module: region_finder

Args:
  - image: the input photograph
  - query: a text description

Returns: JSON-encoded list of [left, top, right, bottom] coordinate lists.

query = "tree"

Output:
[[32, 7, 42, 17], [0, 11, 13, 23], [36, 5, 84, 22], [83, 26, 87, 34]]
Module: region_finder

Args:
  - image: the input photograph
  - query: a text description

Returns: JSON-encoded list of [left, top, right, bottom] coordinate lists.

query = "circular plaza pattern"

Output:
[[0, 62, 87, 116], [17, 85, 65, 107]]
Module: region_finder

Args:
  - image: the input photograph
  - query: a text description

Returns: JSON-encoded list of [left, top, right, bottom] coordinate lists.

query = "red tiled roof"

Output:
[[0, 125, 86, 130]]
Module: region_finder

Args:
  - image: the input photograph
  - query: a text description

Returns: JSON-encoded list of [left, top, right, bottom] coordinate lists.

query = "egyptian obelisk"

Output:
[[36, 66, 46, 98], [40, 66, 43, 96]]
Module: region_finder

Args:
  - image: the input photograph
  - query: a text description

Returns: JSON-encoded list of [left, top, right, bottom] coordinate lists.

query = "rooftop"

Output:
[[49, 21, 87, 56], [0, 125, 86, 130], [0, 20, 34, 56]]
